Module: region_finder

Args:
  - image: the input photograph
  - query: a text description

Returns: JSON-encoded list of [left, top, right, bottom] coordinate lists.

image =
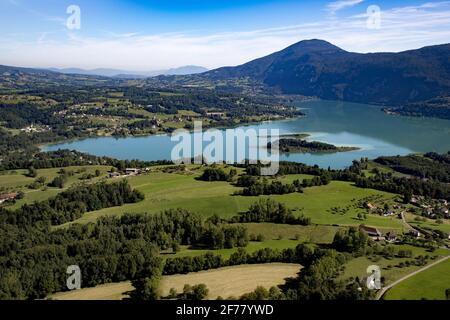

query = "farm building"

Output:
[[0, 193, 18, 204], [359, 225, 382, 238], [125, 168, 140, 175]]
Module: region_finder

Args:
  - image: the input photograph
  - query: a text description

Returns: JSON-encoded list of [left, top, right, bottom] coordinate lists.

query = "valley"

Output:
[[1, 35, 450, 303], [1, 152, 449, 301]]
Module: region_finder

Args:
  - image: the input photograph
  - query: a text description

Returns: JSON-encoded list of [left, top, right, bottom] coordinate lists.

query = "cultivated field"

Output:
[[49, 263, 301, 300], [50, 282, 134, 300], [159, 263, 301, 299]]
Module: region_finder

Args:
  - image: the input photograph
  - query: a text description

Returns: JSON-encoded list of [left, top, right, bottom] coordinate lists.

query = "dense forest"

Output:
[[0, 208, 250, 300]]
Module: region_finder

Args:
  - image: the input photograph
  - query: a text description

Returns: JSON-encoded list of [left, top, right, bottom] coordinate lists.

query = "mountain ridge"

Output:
[[204, 39, 450, 105], [46, 65, 208, 78]]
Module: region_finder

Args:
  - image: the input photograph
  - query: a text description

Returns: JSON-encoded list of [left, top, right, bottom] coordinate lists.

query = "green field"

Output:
[[2, 163, 448, 300], [340, 245, 450, 286], [384, 258, 450, 300], [243, 223, 341, 244], [0, 165, 408, 233], [0, 166, 112, 209], [56, 170, 404, 231], [405, 213, 450, 233], [170, 239, 301, 260]]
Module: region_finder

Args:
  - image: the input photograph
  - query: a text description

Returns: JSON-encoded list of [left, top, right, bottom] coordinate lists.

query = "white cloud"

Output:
[[327, 0, 364, 14], [1, 1, 450, 70]]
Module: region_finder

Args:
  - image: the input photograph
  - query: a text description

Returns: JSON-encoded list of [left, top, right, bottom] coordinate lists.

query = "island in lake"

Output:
[[268, 134, 360, 154]]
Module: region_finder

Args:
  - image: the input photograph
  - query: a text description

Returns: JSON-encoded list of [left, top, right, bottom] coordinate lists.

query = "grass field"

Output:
[[243, 223, 342, 244], [383, 258, 450, 300], [55, 170, 404, 231], [405, 212, 450, 233], [170, 239, 301, 260], [339, 245, 450, 287], [0, 166, 112, 209], [49, 263, 301, 300]]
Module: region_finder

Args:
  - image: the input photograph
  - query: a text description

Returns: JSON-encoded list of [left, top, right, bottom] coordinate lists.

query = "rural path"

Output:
[[376, 254, 450, 300], [400, 211, 414, 230]]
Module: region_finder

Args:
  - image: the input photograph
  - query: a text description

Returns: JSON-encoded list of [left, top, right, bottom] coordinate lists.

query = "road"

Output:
[[376, 254, 450, 300]]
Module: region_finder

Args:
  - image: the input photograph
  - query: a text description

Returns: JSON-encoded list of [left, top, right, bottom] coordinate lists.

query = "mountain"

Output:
[[47, 68, 127, 77], [0, 65, 112, 88], [48, 65, 208, 78], [204, 39, 450, 105], [164, 65, 208, 75]]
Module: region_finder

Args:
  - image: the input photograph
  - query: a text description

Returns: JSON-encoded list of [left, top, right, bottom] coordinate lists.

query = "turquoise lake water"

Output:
[[43, 100, 450, 169]]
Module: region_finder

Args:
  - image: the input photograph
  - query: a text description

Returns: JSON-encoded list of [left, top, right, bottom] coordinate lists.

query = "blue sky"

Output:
[[1, 0, 450, 70]]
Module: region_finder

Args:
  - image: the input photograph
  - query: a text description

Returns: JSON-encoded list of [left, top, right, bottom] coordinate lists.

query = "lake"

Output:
[[43, 100, 450, 169]]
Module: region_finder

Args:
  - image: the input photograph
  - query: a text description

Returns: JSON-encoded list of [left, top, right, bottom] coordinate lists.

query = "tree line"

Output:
[[355, 172, 450, 200], [0, 149, 172, 171], [230, 199, 311, 225], [233, 174, 331, 196], [198, 167, 237, 182], [241, 158, 450, 201], [0, 180, 144, 225], [375, 153, 450, 183]]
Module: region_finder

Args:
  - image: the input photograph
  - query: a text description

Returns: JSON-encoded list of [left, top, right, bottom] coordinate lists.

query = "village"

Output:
[[361, 197, 450, 245], [410, 196, 450, 220]]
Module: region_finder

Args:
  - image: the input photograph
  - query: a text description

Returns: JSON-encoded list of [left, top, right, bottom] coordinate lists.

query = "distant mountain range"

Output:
[[47, 65, 208, 78], [204, 39, 450, 106]]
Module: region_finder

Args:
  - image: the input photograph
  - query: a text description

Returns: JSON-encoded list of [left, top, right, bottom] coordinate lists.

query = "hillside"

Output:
[[0, 65, 113, 89], [204, 39, 450, 106]]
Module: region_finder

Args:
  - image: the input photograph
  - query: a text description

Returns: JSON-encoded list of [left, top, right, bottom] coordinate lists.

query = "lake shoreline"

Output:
[[42, 100, 450, 169], [40, 114, 304, 151]]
